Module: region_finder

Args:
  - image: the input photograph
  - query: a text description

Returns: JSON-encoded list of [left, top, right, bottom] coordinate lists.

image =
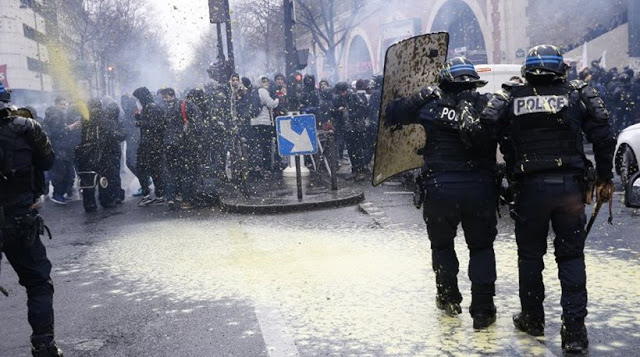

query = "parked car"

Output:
[[614, 122, 640, 187]]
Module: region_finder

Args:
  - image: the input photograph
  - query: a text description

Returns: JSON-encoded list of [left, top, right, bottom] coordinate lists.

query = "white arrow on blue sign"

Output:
[[276, 114, 318, 156]]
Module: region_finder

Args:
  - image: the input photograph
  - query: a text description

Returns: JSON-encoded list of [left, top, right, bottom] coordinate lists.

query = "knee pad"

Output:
[[27, 279, 54, 297]]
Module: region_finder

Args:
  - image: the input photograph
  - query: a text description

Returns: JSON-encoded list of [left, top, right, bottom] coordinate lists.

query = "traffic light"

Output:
[[207, 60, 232, 83], [294, 48, 309, 70]]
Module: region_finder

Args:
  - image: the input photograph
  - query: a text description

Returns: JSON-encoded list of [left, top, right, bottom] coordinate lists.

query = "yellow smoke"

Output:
[[47, 40, 90, 120]]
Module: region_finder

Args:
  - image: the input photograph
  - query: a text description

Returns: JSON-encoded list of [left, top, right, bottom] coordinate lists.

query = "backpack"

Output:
[[248, 88, 263, 118]]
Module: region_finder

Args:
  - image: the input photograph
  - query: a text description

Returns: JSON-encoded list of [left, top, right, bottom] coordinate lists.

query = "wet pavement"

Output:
[[1, 170, 639, 356]]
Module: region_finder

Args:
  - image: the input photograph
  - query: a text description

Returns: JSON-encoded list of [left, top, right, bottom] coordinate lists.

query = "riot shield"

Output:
[[372, 32, 449, 186]]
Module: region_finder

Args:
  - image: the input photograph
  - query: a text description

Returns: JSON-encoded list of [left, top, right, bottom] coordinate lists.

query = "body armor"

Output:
[[507, 81, 586, 175], [418, 91, 495, 173]]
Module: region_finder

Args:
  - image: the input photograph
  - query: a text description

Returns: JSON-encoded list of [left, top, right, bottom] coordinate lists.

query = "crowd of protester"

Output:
[[20, 53, 640, 214], [571, 61, 640, 136], [22, 71, 383, 212], [560, 10, 628, 53]]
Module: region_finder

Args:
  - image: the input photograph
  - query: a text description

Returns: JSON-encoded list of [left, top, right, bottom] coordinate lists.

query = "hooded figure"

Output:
[[131, 86, 166, 205]]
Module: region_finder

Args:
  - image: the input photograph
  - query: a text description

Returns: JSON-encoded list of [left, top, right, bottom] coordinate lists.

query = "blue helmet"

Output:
[[438, 57, 487, 88], [522, 44, 568, 78]]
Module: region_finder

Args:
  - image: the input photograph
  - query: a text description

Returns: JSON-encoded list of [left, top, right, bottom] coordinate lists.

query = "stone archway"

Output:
[[426, 0, 493, 63], [346, 34, 374, 80]]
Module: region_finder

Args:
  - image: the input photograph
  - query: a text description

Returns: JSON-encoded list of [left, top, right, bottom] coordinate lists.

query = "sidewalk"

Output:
[[219, 171, 365, 214]]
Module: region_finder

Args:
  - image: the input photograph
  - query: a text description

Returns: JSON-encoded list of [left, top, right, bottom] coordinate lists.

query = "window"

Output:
[[23, 24, 45, 43], [27, 56, 49, 74]]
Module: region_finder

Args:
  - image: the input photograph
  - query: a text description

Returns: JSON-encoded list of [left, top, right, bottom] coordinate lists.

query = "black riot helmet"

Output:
[[521, 44, 568, 80], [437, 57, 487, 89]]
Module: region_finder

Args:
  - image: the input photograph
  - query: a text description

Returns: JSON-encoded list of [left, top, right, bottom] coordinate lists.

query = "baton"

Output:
[[585, 197, 613, 238], [585, 200, 603, 237]]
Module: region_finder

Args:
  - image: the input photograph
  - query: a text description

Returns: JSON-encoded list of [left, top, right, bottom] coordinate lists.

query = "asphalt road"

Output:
[[1, 177, 639, 357]]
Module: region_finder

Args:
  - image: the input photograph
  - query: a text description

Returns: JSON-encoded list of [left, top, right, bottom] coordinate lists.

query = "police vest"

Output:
[[0, 116, 39, 206], [419, 94, 495, 173], [508, 82, 586, 175]]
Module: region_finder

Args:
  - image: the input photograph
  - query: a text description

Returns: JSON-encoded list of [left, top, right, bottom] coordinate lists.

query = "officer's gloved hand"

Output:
[[595, 179, 614, 202], [384, 100, 401, 128]]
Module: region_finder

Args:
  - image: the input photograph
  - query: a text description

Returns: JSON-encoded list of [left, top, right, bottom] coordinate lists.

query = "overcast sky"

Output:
[[148, 1, 211, 71]]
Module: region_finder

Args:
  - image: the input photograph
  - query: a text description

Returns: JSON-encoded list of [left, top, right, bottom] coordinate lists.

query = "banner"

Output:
[[0, 65, 9, 88]]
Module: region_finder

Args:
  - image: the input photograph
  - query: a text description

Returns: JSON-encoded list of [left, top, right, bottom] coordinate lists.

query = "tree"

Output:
[[67, 0, 172, 95], [295, 0, 383, 82], [231, 0, 286, 76]]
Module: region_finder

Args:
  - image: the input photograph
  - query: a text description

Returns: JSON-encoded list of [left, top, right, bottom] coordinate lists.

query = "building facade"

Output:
[[306, 0, 631, 81]]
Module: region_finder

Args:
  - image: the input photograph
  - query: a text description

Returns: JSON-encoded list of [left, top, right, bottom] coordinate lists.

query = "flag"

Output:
[[600, 50, 607, 69], [580, 42, 588, 71]]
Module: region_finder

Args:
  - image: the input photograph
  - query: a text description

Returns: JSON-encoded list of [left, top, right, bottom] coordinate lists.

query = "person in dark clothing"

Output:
[[0, 87, 64, 356], [120, 94, 144, 196], [331, 82, 350, 166], [364, 77, 382, 172], [132, 87, 166, 207], [272, 73, 289, 117], [186, 88, 208, 167], [44, 97, 79, 205], [317, 79, 333, 128], [99, 101, 126, 207], [610, 73, 637, 135], [160, 87, 202, 209], [387, 57, 498, 330], [76, 99, 124, 211], [481, 45, 616, 353], [299, 74, 319, 115], [204, 81, 231, 180], [343, 79, 371, 182], [25, 105, 51, 197]]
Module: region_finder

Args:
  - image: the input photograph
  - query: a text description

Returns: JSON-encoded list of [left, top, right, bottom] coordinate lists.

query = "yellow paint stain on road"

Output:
[[88, 220, 640, 356]]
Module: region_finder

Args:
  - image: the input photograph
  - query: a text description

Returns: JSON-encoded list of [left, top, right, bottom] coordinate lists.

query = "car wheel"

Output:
[[620, 146, 638, 188]]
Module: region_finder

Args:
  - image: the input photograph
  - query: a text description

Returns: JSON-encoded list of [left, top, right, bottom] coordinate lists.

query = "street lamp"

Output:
[[106, 65, 114, 96]]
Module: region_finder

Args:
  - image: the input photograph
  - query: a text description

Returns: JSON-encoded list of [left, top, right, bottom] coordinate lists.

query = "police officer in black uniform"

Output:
[[0, 84, 63, 356], [481, 45, 615, 353], [387, 57, 498, 329]]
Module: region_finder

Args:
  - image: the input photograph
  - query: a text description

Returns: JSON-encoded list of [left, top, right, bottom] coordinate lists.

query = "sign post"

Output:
[[276, 114, 318, 200]]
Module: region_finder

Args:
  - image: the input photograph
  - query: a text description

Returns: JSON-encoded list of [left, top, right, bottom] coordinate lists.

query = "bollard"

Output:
[[326, 130, 339, 191]]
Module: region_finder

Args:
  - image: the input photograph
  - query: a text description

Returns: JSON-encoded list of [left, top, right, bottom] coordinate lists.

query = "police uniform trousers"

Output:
[[513, 173, 587, 322], [1, 213, 55, 336], [422, 172, 497, 309]]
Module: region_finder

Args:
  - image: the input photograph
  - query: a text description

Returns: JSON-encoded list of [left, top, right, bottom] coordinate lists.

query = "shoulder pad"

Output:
[[5, 116, 31, 135], [12, 108, 34, 119], [9, 115, 29, 126], [569, 79, 588, 90], [500, 82, 519, 90]]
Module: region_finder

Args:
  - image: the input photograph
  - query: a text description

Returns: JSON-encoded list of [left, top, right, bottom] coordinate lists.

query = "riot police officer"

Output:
[[386, 57, 498, 329], [0, 84, 63, 356], [481, 45, 615, 353]]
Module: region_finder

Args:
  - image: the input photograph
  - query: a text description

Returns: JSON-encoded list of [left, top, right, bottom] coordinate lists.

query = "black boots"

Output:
[[561, 320, 589, 353], [513, 311, 545, 336], [471, 306, 497, 330], [31, 335, 63, 357], [435, 296, 462, 317]]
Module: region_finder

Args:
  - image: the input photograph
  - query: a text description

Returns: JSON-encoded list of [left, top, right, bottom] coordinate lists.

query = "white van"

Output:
[[475, 64, 522, 94]]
